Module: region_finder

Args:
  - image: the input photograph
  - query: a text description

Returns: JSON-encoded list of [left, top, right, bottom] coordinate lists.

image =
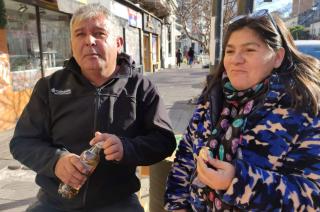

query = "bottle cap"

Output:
[[95, 141, 104, 149]]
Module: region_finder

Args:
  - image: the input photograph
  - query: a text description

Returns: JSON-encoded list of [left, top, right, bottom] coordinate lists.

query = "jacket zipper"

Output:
[[82, 79, 115, 208]]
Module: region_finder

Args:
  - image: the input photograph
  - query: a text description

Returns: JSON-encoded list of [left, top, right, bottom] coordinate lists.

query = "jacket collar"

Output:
[[65, 53, 134, 81]]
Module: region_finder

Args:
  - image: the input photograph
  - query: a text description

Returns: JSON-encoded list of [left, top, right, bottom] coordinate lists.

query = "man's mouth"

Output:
[[84, 53, 99, 57]]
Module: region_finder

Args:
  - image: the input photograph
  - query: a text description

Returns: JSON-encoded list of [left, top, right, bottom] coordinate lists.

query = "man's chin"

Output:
[[80, 65, 101, 72]]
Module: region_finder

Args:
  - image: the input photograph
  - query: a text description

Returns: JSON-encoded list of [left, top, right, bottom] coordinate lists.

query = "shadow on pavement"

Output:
[[0, 197, 36, 211], [167, 100, 195, 134]]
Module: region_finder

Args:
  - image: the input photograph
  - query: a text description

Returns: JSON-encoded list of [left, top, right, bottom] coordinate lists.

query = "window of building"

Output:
[[152, 35, 158, 63], [40, 8, 71, 76], [4, 0, 71, 90], [125, 26, 141, 65], [5, 0, 41, 90]]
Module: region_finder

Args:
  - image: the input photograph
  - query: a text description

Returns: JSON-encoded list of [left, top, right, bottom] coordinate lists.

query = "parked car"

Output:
[[294, 40, 320, 59]]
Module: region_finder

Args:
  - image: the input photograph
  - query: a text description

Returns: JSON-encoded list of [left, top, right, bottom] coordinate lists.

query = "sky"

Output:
[[255, 0, 292, 16]]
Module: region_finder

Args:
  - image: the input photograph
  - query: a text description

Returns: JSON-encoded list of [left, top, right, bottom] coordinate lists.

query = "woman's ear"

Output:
[[274, 47, 285, 68]]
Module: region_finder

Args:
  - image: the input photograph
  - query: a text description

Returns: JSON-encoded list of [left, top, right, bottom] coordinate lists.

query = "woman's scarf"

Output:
[[203, 72, 269, 211]]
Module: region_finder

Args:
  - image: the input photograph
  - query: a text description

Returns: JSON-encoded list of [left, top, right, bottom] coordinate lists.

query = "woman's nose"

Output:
[[231, 52, 245, 64]]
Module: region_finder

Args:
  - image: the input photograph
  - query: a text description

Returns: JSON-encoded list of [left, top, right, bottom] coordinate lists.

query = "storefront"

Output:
[[3, 0, 71, 91], [0, 0, 71, 131], [143, 13, 161, 72]]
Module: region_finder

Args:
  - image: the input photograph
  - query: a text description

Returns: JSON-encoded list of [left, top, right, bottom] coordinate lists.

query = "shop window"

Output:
[[125, 27, 141, 66], [5, 0, 41, 90], [40, 8, 71, 76], [152, 35, 158, 64]]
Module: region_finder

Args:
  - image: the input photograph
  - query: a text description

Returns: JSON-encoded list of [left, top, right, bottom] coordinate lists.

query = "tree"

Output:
[[175, 0, 237, 54], [289, 25, 305, 40], [175, 0, 211, 53]]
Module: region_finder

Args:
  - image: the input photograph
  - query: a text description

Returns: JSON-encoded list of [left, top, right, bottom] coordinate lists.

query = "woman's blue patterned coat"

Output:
[[164, 74, 320, 211]]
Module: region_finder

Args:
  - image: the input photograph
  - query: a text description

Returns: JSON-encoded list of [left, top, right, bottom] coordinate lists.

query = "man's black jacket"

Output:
[[10, 54, 176, 211]]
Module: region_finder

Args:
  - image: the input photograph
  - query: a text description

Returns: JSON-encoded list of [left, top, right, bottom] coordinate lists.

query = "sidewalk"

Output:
[[0, 64, 208, 212]]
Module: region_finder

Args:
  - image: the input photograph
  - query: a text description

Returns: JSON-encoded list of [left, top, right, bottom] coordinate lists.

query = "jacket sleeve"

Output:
[[10, 79, 68, 178], [163, 108, 199, 211], [221, 120, 320, 211], [120, 77, 176, 166]]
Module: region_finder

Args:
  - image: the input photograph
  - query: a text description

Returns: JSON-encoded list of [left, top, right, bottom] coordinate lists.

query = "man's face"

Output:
[[71, 15, 121, 84]]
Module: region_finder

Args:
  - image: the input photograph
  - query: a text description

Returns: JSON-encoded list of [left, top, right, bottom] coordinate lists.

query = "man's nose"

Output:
[[85, 35, 96, 46]]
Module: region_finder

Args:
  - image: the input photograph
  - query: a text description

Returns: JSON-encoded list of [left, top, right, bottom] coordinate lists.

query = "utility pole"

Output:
[[209, 0, 224, 74]]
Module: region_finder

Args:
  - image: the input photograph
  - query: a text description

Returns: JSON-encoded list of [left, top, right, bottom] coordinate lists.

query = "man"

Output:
[[10, 4, 176, 212]]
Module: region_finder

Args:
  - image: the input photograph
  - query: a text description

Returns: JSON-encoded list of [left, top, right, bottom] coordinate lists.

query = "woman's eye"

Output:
[[225, 50, 234, 54], [246, 49, 256, 52]]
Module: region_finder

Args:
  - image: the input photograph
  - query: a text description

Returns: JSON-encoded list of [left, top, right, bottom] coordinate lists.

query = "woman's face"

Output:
[[223, 27, 284, 90]]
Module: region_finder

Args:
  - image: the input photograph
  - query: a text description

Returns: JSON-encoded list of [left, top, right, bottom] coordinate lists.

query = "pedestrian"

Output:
[[176, 49, 182, 68], [165, 9, 320, 211], [187, 47, 194, 67], [10, 4, 176, 212]]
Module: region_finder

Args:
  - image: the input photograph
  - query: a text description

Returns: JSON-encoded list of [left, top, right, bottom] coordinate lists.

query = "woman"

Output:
[[164, 9, 320, 211]]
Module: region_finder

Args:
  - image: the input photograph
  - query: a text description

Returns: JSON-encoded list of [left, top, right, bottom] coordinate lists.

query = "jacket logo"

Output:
[[51, 88, 71, 95]]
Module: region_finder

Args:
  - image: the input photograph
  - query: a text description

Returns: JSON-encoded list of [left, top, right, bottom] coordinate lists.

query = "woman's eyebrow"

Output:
[[226, 42, 261, 48]]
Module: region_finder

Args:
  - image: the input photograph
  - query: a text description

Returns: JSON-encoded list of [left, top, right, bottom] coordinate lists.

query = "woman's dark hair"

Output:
[[204, 12, 320, 115]]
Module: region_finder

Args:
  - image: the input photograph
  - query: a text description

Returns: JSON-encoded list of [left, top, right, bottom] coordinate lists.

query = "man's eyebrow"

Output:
[[73, 26, 107, 33], [73, 28, 84, 33], [94, 26, 108, 31]]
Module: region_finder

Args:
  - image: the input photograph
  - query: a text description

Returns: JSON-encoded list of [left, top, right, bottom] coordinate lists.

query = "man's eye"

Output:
[[75, 33, 85, 37], [94, 32, 107, 37]]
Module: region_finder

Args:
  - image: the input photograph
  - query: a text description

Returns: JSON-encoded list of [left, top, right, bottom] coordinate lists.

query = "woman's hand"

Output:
[[197, 154, 235, 190]]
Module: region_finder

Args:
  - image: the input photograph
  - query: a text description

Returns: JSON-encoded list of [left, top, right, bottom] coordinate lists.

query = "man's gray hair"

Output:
[[70, 3, 115, 31]]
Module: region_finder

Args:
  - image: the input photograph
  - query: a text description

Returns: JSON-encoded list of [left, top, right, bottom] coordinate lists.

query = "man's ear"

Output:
[[116, 37, 124, 52], [274, 47, 285, 68]]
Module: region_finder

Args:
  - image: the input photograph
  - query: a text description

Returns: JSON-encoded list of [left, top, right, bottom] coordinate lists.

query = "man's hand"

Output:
[[197, 154, 235, 191], [55, 153, 88, 189], [90, 131, 124, 161]]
